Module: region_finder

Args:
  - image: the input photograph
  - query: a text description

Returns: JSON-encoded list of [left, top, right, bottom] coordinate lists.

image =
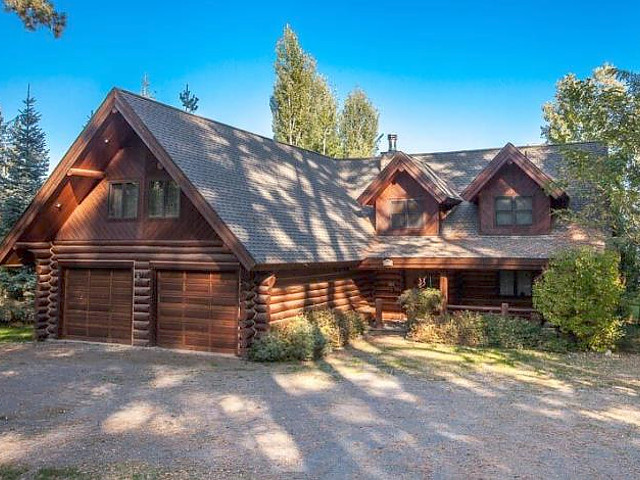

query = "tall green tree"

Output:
[[339, 88, 379, 158], [306, 76, 339, 156], [3, 0, 66, 37], [0, 87, 49, 237], [542, 64, 640, 292], [179, 84, 199, 113], [270, 25, 317, 148]]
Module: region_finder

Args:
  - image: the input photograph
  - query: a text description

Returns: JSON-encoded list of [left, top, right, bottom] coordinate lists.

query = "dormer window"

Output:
[[495, 196, 533, 226], [390, 199, 423, 229]]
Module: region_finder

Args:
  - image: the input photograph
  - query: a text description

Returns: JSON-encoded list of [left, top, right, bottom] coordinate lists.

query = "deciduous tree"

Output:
[[543, 64, 640, 292], [339, 88, 379, 158]]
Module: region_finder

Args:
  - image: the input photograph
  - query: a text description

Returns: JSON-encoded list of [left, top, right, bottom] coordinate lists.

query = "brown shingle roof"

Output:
[[118, 90, 605, 266]]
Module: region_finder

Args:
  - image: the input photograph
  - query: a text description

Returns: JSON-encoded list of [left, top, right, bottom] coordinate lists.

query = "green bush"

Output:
[[408, 311, 486, 347], [533, 248, 625, 351], [483, 314, 541, 349], [249, 309, 367, 362], [398, 288, 443, 326], [408, 311, 573, 352]]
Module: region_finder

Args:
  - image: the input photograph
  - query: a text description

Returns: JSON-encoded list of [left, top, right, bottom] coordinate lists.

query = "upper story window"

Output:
[[495, 196, 533, 226], [148, 180, 180, 218], [108, 182, 139, 219], [390, 199, 423, 229]]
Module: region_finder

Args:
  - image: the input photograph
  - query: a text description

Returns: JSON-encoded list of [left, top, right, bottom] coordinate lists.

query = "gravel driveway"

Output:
[[1, 338, 639, 479]]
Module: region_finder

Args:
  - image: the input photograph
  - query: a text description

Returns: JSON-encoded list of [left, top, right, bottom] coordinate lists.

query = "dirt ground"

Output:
[[1, 337, 639, 479]]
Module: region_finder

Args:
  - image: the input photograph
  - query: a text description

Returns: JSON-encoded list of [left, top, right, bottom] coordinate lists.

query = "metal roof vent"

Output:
[[387, 134, 397, 152]]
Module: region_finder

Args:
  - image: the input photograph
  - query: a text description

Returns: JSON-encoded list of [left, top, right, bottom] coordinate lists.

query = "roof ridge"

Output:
[[115, 87, 336, 162], [410, 140, 603, 157]]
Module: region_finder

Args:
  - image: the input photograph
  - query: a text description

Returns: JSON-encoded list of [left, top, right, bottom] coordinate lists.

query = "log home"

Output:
[[0, 89, 604, 354]]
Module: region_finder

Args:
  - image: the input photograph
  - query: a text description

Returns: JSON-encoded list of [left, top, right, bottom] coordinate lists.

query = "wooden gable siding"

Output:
[[56, 137, 217, 242], [375, 171, 439, 236], [478, 163, 551, 235]]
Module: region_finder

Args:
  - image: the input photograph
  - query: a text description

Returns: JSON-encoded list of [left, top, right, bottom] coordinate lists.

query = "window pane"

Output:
[[515, 197, 533, 210], [391, 213, 406, 229], [109, 184, 123, 218], [122, 183, 138, 219], [499, 271, 515, 296], [406, 200, 422, 228], [496, 211, 513, 226], [495, 197, 512, 211], [148, 181, 164, 217], [390, 200, 405, 214], [164, 181, 180, 217], [515, 211, 533, 225], [517, 271, 533, 297]]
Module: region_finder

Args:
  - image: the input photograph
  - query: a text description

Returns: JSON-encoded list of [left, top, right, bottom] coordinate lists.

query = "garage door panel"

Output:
[[156, 270, 238, 353], [62, 268, 132, 345]]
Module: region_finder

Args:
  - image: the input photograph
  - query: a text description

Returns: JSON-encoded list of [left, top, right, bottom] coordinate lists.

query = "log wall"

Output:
[[374, 269, 405, 318], [265, 268, 374, 325]]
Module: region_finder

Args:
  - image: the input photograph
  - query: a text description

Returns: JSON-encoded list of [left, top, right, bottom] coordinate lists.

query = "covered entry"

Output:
[[61, 267, 133, 344], [155, 270, 238, 353]]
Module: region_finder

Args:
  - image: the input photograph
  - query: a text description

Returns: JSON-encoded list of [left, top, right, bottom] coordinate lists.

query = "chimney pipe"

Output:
[[387, 134, 397, 152]]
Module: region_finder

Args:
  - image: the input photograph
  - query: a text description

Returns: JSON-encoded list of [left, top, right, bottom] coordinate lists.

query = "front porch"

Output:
[[371, 268, 540, 323]]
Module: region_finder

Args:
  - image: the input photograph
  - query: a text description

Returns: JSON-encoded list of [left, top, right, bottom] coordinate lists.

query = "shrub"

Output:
[[533, 248, 625, 351], [249, 309, 367, 362], [408, 311, 486, 347], [483, 314, 541, 349], [248, 316, 315, 362], [398, 288, 443, 326]]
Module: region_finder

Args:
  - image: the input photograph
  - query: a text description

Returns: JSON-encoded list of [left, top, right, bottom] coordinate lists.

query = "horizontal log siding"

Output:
[[374, 270, 405, 317], [268, 269, 374, 324], [29, 240, 240, 344]]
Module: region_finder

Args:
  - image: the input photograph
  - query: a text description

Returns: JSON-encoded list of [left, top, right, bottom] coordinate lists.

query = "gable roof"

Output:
[[357, 151, 461, 206], [0, 89, 606, 268], [460, 142, 566, 201]]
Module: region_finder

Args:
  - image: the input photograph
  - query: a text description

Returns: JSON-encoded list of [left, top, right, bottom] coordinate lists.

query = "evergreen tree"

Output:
[[179, 84, 199, 113], [339, 88, 379, 158], [140, 73, 154, 99], [3, 0, 66, 37], [1, 87, 49, 237]]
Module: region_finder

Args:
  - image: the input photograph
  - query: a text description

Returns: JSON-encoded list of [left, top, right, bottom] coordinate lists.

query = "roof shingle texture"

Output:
[[120, 90, 605, 265]]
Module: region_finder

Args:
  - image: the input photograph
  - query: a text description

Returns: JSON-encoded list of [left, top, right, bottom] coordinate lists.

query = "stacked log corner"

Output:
[[132, 261, 152, 346], [237, 271, 276, 356], [33, 246, 55, 340]]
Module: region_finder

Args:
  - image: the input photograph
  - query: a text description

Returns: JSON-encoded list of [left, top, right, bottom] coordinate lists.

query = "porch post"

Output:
[[375, 298, 384, 327], [439, 272, 449, 313]]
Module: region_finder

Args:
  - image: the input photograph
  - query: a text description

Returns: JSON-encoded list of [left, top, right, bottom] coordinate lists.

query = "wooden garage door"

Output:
[[62, 268, 133, 344], [156, 270, 238, 353]]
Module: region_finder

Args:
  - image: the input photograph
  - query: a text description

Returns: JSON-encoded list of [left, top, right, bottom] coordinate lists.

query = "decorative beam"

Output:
[[66, 168, 105, 179]]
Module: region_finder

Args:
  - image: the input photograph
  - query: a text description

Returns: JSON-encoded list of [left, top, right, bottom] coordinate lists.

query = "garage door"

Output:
[[156, 270, 238, 353], [62, 268, 133, 344]]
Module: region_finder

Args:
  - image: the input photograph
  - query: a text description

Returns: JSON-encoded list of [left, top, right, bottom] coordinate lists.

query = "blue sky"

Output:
[[1, 0, 639, 168]]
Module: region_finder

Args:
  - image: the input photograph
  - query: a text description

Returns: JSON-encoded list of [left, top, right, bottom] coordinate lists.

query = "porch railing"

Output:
[[447, 303, 536, 318]]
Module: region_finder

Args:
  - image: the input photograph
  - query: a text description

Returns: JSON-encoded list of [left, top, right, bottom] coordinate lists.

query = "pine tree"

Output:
[[140, 73, 154, 99], [1, 87, 49, 237], [339, 88, 379, 158], [179, 84, 199, 113]]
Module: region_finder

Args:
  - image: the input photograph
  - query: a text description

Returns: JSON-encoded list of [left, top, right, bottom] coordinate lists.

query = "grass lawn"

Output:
[[0, 325, 33, 343]]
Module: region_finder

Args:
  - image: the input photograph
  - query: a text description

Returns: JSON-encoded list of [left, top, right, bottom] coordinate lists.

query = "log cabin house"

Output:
[[0, 89, 604, 354]]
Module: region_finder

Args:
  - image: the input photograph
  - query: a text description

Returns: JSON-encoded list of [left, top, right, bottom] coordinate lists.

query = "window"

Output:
[[108, 182, 139, 219], [389, 199, 423, 229], [148, 180, 180, 218], [495, 196, 533, 226], [499, 271, 533, 297]]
